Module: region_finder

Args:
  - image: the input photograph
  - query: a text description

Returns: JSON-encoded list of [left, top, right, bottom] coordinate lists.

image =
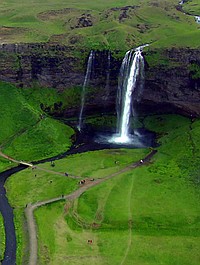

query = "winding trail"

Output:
[[25, 150, 157, 265], [0, 151, 80, 179]]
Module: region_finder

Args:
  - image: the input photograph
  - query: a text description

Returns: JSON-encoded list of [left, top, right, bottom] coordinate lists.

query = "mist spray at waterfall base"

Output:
[[74, 123, 156, 151], [94, 128, 154, 148]]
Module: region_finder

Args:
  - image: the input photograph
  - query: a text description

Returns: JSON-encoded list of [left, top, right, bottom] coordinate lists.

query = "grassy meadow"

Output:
[[4, 114, 200, 264], [0, 0, 199, 50], [5, 148, 147, 264]]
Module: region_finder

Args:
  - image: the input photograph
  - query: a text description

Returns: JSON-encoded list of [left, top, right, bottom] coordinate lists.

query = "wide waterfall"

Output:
[[78, 50, 94, 131], [112, 45, 147, 144]]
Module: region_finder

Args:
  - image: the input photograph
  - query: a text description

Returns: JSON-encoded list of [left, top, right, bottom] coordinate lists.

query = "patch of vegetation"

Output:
[[182, 0, 200, 15], [14, 209, 29, 265], [0, 214, 5, 262], [145, 49, 181, 68], [189, 62, 200, 79]]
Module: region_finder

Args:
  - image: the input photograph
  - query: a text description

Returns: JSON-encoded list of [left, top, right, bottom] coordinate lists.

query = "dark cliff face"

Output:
[[0, 43, 200, 117], [143, 48, 200, 116]]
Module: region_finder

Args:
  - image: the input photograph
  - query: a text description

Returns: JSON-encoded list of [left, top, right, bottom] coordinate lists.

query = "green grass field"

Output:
[[0, 0, 199, 50], [3, 114, 200, 264], [19, 114, 200, 265], [5, 148, 147, 264]]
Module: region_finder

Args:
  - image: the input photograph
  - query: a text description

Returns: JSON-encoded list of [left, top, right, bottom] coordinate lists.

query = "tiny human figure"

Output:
[[88, 239, 93, 244], [65, 172, 68, 176], [51, 161, 55, 167], [79, 179, 86, 185], [140, 159, 144, 164]]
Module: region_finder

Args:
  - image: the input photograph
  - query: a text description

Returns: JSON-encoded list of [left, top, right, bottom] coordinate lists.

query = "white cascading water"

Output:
[[112, 45, 147, 144], [195, 16, 200, 24], [78, 50, 94, 131], [105, 51, 111, 94]]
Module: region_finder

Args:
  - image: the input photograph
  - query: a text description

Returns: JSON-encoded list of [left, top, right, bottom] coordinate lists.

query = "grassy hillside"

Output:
[[5, 114, 200, 264], [0, 0, 199, 50], [0, 81, 75, 168]]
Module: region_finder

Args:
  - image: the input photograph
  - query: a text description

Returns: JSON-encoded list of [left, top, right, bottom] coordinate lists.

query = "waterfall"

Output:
[[195, 16, 200, 24], [78, 50, 94, 131], [113, 45, 147, 143], [105, 51, 111, 98]]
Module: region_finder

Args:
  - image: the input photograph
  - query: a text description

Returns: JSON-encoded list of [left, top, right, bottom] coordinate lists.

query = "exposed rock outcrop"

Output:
[[0, 43, 200, 117]]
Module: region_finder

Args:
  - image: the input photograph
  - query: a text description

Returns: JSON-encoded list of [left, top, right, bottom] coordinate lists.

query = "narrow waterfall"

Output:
[[113, 45, 147, 143], [78, 51, 94, 131], [105, 51, 111, 98]]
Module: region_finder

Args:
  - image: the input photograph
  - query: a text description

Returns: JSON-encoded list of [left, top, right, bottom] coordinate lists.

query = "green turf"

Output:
[[0, 214, 5, 262], [0, 0, 199, 50], [0, 81, 75, 162], [5, 148, 147, 264], [4, 114, 200, 264], [31, 114, 200, 265], [14, 209, 29, 265]]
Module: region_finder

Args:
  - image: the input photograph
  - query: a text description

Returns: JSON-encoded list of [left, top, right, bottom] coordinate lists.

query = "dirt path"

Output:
[[25, 150, 157, 265], [0, 151, 80, 179]]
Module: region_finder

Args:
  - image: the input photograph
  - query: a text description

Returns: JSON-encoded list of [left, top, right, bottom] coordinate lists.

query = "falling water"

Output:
[[112, 45, 147, 144], [78, 51, 94, 131], [105, 51, 111, 99], [195, 16, 200, 24]]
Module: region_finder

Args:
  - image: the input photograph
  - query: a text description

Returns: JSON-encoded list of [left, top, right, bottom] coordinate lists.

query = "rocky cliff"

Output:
[[0, 43, 200, 117]]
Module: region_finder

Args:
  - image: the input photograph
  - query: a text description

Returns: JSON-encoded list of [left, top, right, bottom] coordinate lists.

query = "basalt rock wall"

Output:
[[143, 48, 200, 116], [0, 43, 200, 117]]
